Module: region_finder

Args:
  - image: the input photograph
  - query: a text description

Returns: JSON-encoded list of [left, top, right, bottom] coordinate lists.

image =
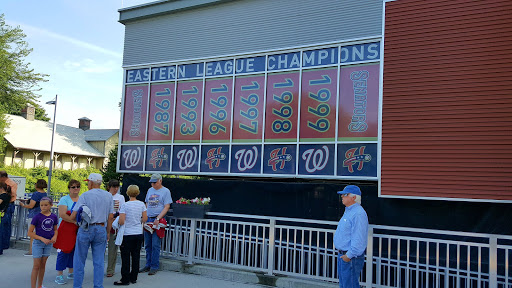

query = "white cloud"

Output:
[[64, 59, 118, 74], [7, 21, 122, 59]]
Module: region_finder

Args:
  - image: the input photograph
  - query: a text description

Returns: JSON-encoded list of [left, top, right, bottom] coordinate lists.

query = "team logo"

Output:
[[302, 145, 329, 173], [149, 147, 168, 169], [177, 146, 198, 170], [205, 147, 226, 169], [234, 146, 258, 172], [123, 147, 142, 169], [268, 147, 292, 171], [343, 146, 371, 173], [42, 218, 55, 231]]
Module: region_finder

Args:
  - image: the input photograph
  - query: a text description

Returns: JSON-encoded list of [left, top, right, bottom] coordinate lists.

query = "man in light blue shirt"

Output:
[[333, 185, 369, 288], [71, 173, 114, 288]]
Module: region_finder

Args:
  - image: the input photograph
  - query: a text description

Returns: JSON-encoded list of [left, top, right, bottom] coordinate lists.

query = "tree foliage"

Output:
[[0, 14, 49, 117], [101, 144, 122, 188], [0, 165, 101, 196], [0, 14, 50, 155]]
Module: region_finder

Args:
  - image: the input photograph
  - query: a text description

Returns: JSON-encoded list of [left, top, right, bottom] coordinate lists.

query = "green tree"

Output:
[[101, 145, 122, 187], [0, 14, 49, 155]]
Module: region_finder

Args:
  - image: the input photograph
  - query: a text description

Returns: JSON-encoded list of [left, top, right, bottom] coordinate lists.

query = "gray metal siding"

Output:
[[122, 0, 382, 66]]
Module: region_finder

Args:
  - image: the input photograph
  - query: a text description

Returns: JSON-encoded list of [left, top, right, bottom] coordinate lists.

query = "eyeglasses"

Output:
[[340, 193, 350, 197], [69, 186, 81, 189]]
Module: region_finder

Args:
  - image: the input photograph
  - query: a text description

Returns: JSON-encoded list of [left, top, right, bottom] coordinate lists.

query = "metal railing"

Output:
[[161, 212, 511, 288], [10, 206, 512, 287]]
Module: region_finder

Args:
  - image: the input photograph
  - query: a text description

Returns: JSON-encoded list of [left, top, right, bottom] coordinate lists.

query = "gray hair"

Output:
[[90, 180, 102, 186], [350, 193, 362, 204]]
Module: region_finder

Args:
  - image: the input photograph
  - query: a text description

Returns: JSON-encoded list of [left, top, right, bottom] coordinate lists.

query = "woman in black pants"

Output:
[[114, 185, 148, 286]]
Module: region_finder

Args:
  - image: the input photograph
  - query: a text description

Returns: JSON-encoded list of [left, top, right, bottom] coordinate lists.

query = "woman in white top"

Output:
[[114, 185, 147, 286]]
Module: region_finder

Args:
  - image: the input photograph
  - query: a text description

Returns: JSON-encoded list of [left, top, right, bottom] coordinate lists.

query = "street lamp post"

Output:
[[46, 95, 57, 196]]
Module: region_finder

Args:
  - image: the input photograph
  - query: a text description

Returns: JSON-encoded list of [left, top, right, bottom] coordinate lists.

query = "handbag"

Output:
[[53, 203, 79, 253]]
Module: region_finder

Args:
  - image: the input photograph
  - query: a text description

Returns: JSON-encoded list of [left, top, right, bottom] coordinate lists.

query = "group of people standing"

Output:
[[0, 171, 172, 288], [70, 172, 171, 287], [2, 169, 370, 288]]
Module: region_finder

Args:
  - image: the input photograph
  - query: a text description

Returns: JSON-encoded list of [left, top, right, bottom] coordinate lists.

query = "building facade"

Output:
[[2, 111, 118, 170]]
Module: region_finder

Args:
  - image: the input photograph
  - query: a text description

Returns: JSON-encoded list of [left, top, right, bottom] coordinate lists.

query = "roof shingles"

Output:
[[5, 115, 117, 157]]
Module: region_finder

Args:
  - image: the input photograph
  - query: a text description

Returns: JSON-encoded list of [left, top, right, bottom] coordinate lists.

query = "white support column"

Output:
[[365, 226, 374, 288], [187, 220, 197, 264], [266, 218, 276, 276], [489, 236, 498, 288]]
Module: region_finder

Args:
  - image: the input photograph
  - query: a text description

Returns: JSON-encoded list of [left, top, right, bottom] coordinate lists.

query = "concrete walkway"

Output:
[[0, 248, 266, 288]]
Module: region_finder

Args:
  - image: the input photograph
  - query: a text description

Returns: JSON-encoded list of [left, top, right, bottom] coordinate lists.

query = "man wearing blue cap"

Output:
[[333, 185, 369, 288]]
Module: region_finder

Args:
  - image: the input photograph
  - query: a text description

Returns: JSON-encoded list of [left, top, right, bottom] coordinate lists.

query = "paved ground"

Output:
[[0, 248, 266, 288]]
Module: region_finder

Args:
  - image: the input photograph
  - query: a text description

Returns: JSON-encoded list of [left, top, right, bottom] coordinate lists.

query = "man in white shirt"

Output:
[[139, 174, 172, 276], [106, 179, 125, 278]]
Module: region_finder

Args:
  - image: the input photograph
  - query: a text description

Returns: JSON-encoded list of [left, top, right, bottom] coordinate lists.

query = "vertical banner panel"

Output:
[[337, 143, 377, 177], [119, 145, 145, 171], [263, 144, 296, 175], [338, 64, 379, 141], [299, 68, 338, 142], [202, 78, 233, 143], [265, 72, 300, 142], [174, 80, 204, 143], [200, 145, 230, 173], [145, 145, 171, 172], [233, 75, 265, 142], [230, 145, 262, 174], [148, 82, 175, 143], [171, 145, 200, 172], [298, 144, 335, 176], [122, 85, 148, 143]]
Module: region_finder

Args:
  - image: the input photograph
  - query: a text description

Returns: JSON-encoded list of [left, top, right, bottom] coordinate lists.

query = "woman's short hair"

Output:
[[35, 179, 48, 189], [126, 185, 140, 197], [68, 179, 81, 189], [0, 182, 11, 196], [107, 179, 120, 190]]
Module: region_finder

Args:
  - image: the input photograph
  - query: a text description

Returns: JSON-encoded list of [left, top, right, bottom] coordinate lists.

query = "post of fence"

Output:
[[489, 236, 498, 288], [365, 226, 374, 288], [266, 218, 276, 276], [187, 219, 197, 264], [15, 205, 25, 240]]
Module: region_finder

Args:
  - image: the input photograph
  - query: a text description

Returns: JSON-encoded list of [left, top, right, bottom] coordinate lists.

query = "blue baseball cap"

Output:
[[337, 185, 361, 196]]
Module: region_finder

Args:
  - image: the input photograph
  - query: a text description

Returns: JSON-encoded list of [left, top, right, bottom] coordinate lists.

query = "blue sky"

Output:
[[2, 0, 150, 129]]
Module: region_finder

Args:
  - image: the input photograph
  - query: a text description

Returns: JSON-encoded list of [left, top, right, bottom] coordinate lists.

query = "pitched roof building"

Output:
[[2, 111, 118, 170]]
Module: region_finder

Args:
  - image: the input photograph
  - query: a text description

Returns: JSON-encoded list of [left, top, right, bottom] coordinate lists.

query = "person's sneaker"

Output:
[[139, 267, 150, 273], [24, 252, 32, 257], [55, 275, 66, 285], [67, 273, 74, 279], [148, 269, 157, 275]]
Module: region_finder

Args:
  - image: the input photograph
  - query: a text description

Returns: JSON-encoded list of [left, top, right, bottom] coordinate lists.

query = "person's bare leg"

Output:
[[37, 257, 48, 288], [31, 258, 41, 288]]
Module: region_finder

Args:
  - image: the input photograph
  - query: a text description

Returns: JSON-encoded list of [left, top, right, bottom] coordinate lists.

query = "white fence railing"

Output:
[[11, 207, 512, 287]]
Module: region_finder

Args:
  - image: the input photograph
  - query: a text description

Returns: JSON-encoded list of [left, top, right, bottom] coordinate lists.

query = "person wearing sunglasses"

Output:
[[54, 179, 81, 285], [333, 185, 369, 288]]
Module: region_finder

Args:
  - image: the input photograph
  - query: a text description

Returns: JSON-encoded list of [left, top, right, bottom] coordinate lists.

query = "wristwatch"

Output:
[[156, 217, 160, 221]]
